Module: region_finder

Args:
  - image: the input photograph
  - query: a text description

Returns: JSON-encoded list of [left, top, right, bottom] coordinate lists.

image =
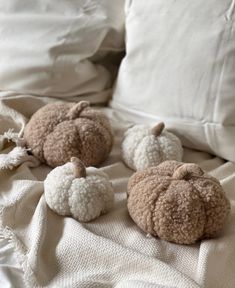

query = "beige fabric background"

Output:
[[0, 0, 125, 102], [0, 96, 235, 287], [111, 0, 235, 163]]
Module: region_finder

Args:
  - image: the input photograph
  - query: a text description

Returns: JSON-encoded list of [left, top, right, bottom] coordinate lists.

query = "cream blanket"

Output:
[[0, 96, 235, 288]]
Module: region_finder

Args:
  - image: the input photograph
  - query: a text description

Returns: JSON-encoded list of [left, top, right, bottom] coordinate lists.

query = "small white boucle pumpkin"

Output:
[[44, 157, 114, 222], [122, 122, 183, 171]]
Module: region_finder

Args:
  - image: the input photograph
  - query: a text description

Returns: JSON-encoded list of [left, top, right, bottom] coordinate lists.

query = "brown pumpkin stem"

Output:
[[151, 122, 165, 137], [71, 157, 86, 178], [67, 101, 90, 120], [173, 163, 204, 180]]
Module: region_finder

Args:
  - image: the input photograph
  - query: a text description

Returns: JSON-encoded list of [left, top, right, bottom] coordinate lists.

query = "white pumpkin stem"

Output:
[[173, 163, 204, 180], [67, 101, 90, 120], [71, 157, 86, 178], [151, 122, 165, 137]]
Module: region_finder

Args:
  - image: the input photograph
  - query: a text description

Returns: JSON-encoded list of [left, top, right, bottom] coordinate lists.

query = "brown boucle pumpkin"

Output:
[[24, 101, 113, 168], [127, 160, 230, 245]]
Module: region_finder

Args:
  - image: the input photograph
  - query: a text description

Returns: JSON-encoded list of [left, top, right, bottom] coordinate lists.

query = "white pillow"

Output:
[[0, 0, 124, 103], [111, 0, 235, 161]]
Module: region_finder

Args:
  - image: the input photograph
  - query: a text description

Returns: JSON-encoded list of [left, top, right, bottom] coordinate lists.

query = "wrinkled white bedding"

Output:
[[0, 0, 125, 100], [0, 96, 235, 287]]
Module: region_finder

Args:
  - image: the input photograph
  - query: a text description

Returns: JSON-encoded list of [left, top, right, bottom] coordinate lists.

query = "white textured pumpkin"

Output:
[[44, 157, 114, 222], [122, 122, 183, 171]]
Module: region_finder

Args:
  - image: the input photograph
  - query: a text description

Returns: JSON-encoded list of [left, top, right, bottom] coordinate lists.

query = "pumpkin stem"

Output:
[[67, 101, 90, 120], [71, 157, 86, 178], [173, 163, 204, 180], [151, 122, 165, 137]]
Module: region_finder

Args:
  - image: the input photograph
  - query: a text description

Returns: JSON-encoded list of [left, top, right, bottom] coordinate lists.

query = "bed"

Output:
[[1, 1, 235, 287]]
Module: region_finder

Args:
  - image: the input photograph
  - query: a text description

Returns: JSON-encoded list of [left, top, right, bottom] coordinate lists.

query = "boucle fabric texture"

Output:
[[1, 97, 235, 288], [122, 123, 183, 171], [24, 101, 113, 168], [44, 157, 114, 222], [127, 161, 231, 244]]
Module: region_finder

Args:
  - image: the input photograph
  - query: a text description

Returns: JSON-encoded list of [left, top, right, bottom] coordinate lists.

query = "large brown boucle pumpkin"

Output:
[[24, 101, 113, 168], [127, 160, 230, 245]]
